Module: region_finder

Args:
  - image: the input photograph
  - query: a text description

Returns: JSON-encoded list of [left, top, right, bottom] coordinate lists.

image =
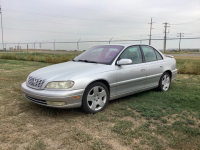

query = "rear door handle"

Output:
[[160, 66, 163, 68], [141, 69, 145, 71]]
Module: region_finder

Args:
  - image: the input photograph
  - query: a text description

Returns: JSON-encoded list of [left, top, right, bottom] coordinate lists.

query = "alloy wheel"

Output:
[[162, 74, 170, 91], [87, 86, 107, 111]]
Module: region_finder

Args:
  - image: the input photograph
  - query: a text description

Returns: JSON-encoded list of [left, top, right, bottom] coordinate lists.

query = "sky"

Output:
[[0, 0, 200, 50]]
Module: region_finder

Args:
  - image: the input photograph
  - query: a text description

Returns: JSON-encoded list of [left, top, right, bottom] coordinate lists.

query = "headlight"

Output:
[[45, 81, 74, 89]]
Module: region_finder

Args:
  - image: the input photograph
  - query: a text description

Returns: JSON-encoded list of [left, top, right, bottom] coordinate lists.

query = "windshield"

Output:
[[74, 45, 124, 64]]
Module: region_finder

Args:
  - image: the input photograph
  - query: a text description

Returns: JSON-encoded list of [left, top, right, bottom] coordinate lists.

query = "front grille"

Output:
[[25, 94, 47, 105], [27, 76, 45, 89]]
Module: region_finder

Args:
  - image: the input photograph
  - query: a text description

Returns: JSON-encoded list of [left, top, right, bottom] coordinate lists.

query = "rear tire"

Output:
[[157, 72, 171, 92], [81, 82, 109, 113]]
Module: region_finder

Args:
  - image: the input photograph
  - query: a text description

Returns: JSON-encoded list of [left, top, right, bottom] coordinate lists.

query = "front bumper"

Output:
[[21, 82, 84, 108]]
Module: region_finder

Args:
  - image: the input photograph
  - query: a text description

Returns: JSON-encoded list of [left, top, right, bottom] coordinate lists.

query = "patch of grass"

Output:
[[0, 136, 8, 143], [95, 113, 109, 122], [165, 51, 195, 54], [71, 128, 93, 143], [111, 120, 135, 145], [1, 59, 200, 150], [1, 53, 200, 75], [172, 121, 200, 136], [122, 75, 200, 121], [91, 139, 113, 150], [111, 120, 133, 135], [24, 140, 46, 150], [161, 118, 167, 123], [186, 119, 195, 125], [177, 59, 200, 75], [0, 52, 78, 64], [106, 104, 137, 118]]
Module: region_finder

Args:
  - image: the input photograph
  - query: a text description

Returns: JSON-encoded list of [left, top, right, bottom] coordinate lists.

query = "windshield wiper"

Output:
[[78, 60, 97, 63]]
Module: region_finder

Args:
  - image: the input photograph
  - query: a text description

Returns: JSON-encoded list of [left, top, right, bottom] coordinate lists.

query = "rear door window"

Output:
[[154, 50, 163, 60], [141, 46, 157, 62]]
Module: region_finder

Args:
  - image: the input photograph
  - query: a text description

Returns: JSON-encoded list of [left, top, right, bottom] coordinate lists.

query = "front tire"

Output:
[[158, 72, 171, 91], [81, 82, 109, 113]]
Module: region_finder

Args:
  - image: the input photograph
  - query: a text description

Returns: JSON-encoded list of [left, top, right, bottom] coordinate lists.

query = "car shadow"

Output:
[[22, 88, 157, 118]]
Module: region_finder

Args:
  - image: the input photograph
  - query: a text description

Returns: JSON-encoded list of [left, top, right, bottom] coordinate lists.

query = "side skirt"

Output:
[[109, 85, 158, 100]]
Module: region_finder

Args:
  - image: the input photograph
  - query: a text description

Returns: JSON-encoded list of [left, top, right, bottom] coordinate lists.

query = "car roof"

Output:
[[97, 43, 150, 48]]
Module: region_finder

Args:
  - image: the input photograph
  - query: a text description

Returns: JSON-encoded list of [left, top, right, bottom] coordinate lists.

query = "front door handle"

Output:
[[141, 69, 145, 71]]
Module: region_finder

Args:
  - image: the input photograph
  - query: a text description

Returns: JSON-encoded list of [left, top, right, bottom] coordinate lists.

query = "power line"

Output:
[[5, 37, 200, 45], [16, 0, 154, 19], [170, 19, 200, 25], [3, 17, 149, 29], [184, 28, 200, 34], [4, 9, 149, 24], [152, 19, 200, 27], [4, 0, 200, 27], [4, 27, 128, 36]]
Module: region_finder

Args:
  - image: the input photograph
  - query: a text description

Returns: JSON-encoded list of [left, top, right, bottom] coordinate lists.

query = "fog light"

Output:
[[46, 101, 66, 106]]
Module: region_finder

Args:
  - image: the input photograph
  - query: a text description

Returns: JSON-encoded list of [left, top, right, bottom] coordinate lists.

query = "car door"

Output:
[[116, 46, 146, 95], [140, 45, 164, 88]]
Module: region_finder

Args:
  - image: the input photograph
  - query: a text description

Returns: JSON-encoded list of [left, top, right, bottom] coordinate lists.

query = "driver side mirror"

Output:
[[117, 59, 132, 65]]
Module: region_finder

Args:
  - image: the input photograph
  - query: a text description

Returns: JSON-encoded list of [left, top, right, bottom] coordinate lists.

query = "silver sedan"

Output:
[[21, 44, 177, 113]]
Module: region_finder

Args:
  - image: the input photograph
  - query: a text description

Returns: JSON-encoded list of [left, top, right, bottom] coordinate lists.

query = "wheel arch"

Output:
[[163, 70, 172, 79], [86, 79, 110, 92]]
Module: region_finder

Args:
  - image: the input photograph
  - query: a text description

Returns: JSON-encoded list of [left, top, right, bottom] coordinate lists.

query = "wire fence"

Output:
[[1, 37, 200, 56]]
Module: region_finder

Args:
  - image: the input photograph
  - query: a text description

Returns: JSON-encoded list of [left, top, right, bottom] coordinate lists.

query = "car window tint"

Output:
[[74, 45, 124, 64], [105, 48, 121, 58], [154, 50, 163, 60], [141, 46, 157, 62], [119, 46, 142, 64]]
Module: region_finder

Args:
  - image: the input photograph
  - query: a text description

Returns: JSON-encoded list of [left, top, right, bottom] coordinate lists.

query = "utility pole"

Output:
[[148, 18, 154, 45], [54, 40, 56, 57], [0, 6, 4, 53], [177, 33, 184, 51], [163, 22, 170, 53]]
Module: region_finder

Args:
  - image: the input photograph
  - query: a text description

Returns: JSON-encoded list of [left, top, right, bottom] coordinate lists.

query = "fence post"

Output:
[[40, 43, 41, 51], [77, 38, 81, 55], [54, 39, 56, 57], [5, 41, 7, 55], [34, 40, 37, 56], [18, 41, 21, 56], [109, 37, 113, 44], [27, 44, 28, 54]]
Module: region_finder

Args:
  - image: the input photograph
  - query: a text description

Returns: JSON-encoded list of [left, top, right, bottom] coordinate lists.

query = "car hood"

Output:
[[29, 61, 113, 81]]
